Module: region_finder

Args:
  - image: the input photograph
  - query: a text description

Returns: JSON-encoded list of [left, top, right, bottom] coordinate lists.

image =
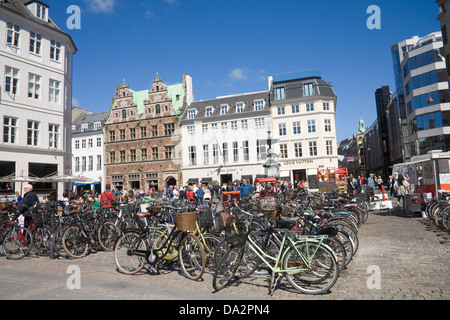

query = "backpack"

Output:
[[186, 190, 195, 201]]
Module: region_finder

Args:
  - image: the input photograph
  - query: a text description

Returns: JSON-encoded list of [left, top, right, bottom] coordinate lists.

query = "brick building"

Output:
[[104, 73, 193, 192]]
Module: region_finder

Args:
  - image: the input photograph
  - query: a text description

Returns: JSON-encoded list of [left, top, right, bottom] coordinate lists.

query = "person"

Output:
[[18, 184, 40, 227], [100, 184, 116, 209], [186, 186, 195, 203], [347, 174, 355, 194], [394, 174, 409, 209], [61, 190, 70, 208], [376, 176, 383, 188], [203, 186, 211, 204], [195, 185, 204, 205], [166, 185, 174, 202], [13, 191, 22, 205], [239, 179, 254, 203], [367, 173, 375, 194], [390, 173, 398, 197], [172, 185, 180, 202]]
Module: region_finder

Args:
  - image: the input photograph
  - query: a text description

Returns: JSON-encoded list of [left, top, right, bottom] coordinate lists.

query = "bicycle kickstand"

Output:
[[268, 274, 282, 296]]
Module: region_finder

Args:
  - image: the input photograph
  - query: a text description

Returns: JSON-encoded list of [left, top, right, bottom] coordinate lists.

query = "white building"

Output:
[[0, 0, 77, 198], [268, 70, 338, 190], [71, 111, 109, 194], [180, 91, 272, 186]]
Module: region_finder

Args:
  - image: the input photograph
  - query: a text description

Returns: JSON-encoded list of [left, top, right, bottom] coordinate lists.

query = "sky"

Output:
[[45, 0, 442, 142]]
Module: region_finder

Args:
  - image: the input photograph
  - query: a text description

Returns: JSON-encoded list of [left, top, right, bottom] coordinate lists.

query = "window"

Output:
[[5, 67, 19, 94], [304, 83, 314, 96], [27, 120, 39, 146], [81, 123, 88, 132], [292, 105, 300, 113], [109, 151, 116, 164], [222, 143, 228, 163], [121, 109, 127, 119], [152, 147, 159, 160], [49, 124, 59, 148], [81, 157, 86, 171], [236, 103, 244, 113], [97, 155, 102, 170], [293, 121, 301, 135], [231, 121, 237, 130], [49, 79, 60, 103], [81, 139, 86, 148], [97, 137, 102, 147], [294, 142, 303, 158], [140, 126, 147, 138], [309, 141, 318, 156], [243, 141, 249, 161], [324, 119, 332, 132], [326, 140, 334, 156], [141, 148, 147, 161], [151, 125, 158, 137], [36, 4, 47, 20], [233, 141, 239, 162], [211, 123, 218, 131], [280, 143, 288, 159], [278, 123, 287, 136], [187, 110, 196, 119], [119, 129, 125, 140], [75, 158, 80, 172], [29, 32, 41, 55], [188, 146, 197, 165], [6, 22, 20, 47], [323, 102, 330, 111], [50, 40, 61, 61], [277, 106, 285, 115], [88, 138, 93, 148], [257, 140, 266, 160], [75, 140, 80, 149], [221, 122, 227, 131], [254, 100, 264, 111], [120, 150, 125, 163], [275, 87, 285, 100], [205, 107, 213, 117], [163, 123, 175, 136], [155, 104, 161, 114], [220, 105, 228, 115], [213, 144, 219, 164], [255, 118, 265, 128], [3, 117, 17, 144], [187, 125, 195, 135], [94, 122, 101, 130], [165, 146, 174, 159], [88, 156, 93, 171], [307, 120, 316, 133], [130, 149, 137, 162], [306, 103, 314, 112], [203, 145, 209, 165], [241, 120, 248, 130], [202, 124, 208, 134], [109, 130, 116, 142], [130, 128, 136, 139]]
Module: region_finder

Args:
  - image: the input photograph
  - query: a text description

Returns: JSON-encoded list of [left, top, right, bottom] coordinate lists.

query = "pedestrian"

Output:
[[367, 173, 375, 195], [195, 185, 204, 205], [13, 191, 22, 205], [186, 186, 195, 203], [203, 186, 211, 204], [100, 184, 116, 209], [347, 173, 355, 194], [239, 179, 254, 203], [394, 174, 409, 209], [18, 184, 40, 228]]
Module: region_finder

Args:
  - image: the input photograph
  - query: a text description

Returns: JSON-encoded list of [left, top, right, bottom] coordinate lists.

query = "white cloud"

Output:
[[228, 68, 248, 81], [84, 0, 116, 14], [72, 97, 80, 108]]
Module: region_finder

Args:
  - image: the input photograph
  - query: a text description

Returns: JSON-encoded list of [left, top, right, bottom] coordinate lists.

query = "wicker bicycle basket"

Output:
[[175, 211, 198, 231], [285, 192, 297, 200]]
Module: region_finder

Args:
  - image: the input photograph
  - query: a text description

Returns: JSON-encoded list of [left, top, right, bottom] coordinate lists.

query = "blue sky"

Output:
[[45, 0, 441, 141]]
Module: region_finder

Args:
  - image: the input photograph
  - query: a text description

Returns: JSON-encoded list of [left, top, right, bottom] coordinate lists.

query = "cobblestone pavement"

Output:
[[0, 208, 449, 300]]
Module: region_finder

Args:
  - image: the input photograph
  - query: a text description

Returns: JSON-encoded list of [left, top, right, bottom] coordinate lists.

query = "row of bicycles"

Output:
[[0, 188, 369, 295], [424, 193, 450, 231], [112, 189, 369, 295]]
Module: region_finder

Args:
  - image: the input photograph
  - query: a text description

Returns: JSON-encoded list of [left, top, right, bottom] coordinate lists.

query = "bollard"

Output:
[[49, 233, 55, 260]]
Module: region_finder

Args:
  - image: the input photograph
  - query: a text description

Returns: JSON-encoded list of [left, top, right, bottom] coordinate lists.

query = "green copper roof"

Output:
[[129, 89, 149, 116], [166, 83, 185, 115]]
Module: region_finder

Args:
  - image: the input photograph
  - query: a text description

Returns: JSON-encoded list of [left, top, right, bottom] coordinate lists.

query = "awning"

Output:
[[200, 177, 212, 184], [186, 178, 199, 185]]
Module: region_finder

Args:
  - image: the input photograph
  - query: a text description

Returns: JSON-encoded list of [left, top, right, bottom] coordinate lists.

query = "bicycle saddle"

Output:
[[275, 220, 297, 229]]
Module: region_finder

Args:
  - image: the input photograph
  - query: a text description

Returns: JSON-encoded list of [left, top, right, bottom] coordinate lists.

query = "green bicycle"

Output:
[[212, 200, 339, 295]]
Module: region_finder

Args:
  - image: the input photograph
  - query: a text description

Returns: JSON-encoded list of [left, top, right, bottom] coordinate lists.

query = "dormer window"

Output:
[[220, 105, 229, 115], [205, 107, 213, 117], [81, 124, 88, 132], [254, 100, 264, 111], [26, 1, 49, 22], [94, 122, 102, 130], [187, 109, 197, 120], [236, 103, 244, 113]]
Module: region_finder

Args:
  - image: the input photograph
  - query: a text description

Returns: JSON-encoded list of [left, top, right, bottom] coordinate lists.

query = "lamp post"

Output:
[[263, 92, 280, 178]]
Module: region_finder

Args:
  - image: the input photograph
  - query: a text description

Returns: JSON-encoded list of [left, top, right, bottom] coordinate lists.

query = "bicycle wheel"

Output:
[[284, 240, 339, 295], [62, 226, 89, 259], [98, 221, 121, 251], [212, 245, 244, 291], [114, 231, 148, 275], [33, 225, 53, 256], [178, 233, 206, 281], [2, 226, 33, 260], [201, 234, 222, 274]]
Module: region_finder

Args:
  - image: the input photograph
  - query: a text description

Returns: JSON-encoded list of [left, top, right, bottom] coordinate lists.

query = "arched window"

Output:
[[155, 104, 161, 114]]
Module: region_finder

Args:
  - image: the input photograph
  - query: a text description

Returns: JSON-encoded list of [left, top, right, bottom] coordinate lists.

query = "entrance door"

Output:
[[220, 174, 233, 186], [166, 176, 177, 188], [293, 169, 306, 182]]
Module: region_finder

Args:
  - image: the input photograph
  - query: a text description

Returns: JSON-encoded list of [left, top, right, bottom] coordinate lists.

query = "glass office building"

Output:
[[392, 32, 450, 156]]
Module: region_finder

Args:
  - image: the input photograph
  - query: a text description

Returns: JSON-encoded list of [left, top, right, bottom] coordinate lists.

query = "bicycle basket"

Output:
[[175, 211, 198, 231], [198, 207, 214, 229], [32, 212, 43, 225]]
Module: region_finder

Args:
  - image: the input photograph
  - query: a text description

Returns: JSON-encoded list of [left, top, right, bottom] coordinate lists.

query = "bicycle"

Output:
[[0, 210, 33, 260], [212, 200, 339, 295], [114, 209, 206, 281]]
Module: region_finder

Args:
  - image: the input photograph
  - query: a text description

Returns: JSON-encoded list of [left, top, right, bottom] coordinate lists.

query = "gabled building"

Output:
[[104, 74, 193, 192], [0, 0, 77, 198]]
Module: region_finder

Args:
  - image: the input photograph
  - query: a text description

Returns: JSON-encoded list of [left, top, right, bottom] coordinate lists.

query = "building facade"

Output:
[[0, 0, 77, 198], [71, 111, 109, 194], [180, 91, 271, 186], [436, 0, 450, 86], [269, 70, 338, 189], [104, 74, 193, 192], [392, 32, 450, 157]]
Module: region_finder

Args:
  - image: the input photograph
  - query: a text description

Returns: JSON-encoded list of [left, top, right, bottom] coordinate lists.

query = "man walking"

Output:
[[239, 179, 254, 203]]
